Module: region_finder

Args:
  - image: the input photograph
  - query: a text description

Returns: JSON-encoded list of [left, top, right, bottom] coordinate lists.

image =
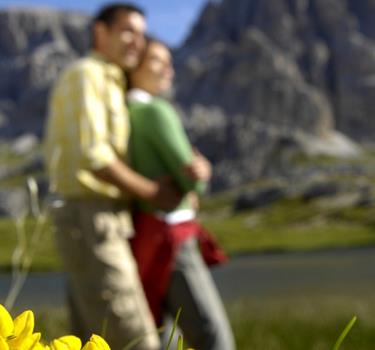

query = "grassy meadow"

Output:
[[0, 193, 374, 271], [1, 189, 375, 349], [30, 295, 375, 349], [1, 147, 375, 349]]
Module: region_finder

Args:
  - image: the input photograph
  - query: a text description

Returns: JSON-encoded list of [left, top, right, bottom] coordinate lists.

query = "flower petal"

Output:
[[82, 335, 110, 350], [0, 336, 9, 350], [0, 305, 13, 339], [34, 343, 50, 350], [17, 332, 41, 350], [81, 342, 95, 350], [12, 310, 34, 340], [50, 336, 82, 350], [7, 310, 36, 349]]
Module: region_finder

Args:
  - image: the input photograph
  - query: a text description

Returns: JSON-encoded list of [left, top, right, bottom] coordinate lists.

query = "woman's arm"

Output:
[[145, 99, 207, 194]]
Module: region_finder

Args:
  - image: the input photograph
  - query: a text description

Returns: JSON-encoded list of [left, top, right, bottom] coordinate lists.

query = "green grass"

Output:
[[0, 171, 45, 188], [229, 296, 375, 350], [0, 192, 374, 271], [34, 306, 70, 342], [0, 141, 374, 270], [201, 197, 375, 255], [0, 144, 374, 271], [0, 142, 42, 187], [19, 296, 375, 349], [0, 142, 29, 166], [0, 217, 61, 272]]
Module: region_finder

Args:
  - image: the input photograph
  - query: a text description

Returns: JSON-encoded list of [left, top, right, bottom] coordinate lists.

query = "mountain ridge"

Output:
[[0, 2, 372, 188]]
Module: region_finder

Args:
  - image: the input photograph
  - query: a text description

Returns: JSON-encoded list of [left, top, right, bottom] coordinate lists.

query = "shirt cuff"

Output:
[[85, 143, 119, 170]]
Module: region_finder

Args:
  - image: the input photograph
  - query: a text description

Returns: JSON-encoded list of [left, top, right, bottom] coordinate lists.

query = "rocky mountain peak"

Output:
[[0, 2, 373, 189], [175, 0, 375, 141], [0, 8, 90, 137]]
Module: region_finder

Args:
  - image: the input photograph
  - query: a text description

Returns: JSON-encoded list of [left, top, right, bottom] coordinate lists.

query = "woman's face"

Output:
[[130, 41, 174, 95]]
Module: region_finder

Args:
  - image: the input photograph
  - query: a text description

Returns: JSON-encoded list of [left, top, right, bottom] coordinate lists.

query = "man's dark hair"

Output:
[[91, 3, 145, 47], [93, 3, 145, 27]]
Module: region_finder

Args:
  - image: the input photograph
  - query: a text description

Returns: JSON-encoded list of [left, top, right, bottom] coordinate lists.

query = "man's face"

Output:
[[97, 11, 146, 70]]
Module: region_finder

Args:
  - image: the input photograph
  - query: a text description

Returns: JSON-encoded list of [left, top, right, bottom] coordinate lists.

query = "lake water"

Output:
[[2, 247, 375, 309]]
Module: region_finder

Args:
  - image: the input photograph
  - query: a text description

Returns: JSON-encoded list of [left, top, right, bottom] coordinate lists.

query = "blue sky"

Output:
[[0, 0, 207, 47]]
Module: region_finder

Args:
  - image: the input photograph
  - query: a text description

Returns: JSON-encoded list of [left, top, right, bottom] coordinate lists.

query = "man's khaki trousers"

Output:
[[52, 198, 160, 350]]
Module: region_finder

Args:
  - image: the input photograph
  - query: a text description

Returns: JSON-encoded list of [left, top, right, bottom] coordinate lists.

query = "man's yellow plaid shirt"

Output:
[[44, 53, 129, 199]]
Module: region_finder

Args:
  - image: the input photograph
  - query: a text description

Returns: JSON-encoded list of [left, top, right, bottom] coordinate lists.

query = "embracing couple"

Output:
[[44, 3, 235, 350]]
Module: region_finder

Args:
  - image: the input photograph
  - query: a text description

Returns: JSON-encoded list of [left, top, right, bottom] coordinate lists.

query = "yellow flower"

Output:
[[0, 305, 41, 350], [8, 310, 36, 349], [0, 305, 13, 339], [14, 333, 41, 350], [0, 305, 111, 350], [33, 342, 50, 350], [50, 335, 82, 350], [81, 335, 110, 350]]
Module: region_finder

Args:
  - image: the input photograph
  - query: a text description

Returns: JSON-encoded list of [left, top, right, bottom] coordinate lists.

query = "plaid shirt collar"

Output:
[[90, 50, 125, 86]]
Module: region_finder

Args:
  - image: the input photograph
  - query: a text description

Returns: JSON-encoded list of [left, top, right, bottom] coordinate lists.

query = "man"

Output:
[[44, 3, 181, 349]]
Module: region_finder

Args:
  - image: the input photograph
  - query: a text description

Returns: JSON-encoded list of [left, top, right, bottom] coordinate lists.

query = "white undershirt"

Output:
[[127, 88, 153, 103]]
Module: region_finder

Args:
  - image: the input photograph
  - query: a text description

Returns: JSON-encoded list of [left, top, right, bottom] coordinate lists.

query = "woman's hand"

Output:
[[186, 192, 200, 211], [185, 148, 212, 182]]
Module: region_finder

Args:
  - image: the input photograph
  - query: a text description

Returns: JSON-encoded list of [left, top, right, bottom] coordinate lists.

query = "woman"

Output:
[[127, 37, 236, 350]]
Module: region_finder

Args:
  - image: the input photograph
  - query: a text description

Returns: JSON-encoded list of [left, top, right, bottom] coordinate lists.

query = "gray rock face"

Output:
[[0, 2, 373, 192], [11, 134, 39, 156], [301, 181, 342, 201], [234, 185, 288, 212], [347, 0, 375, 39], [176, 0, 375, 142], [177, 27, 334, 135], [173, 0, 375, 188], [0, 8, 90, 137]]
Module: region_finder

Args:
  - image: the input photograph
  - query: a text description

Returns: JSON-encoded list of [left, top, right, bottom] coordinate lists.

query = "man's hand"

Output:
[[185, 148, 212, 182], [150, 176, 183, 211]]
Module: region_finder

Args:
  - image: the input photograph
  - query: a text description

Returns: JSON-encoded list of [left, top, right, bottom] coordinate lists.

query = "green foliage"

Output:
[[0, 217, 61, 272], [176, 336, 184, 350], [166, 308, 182, 350], [333, 316, 357, 350]]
